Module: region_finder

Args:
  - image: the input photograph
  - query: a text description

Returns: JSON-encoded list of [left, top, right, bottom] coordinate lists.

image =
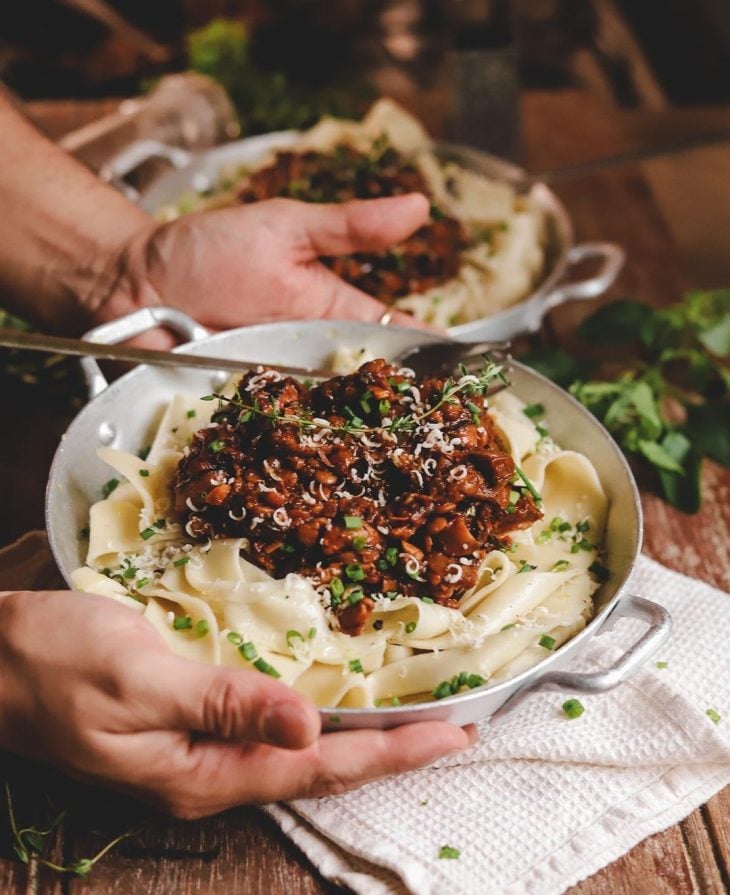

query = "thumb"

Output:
[[293, 192, 430, 256], [140, 653, 321, 749]]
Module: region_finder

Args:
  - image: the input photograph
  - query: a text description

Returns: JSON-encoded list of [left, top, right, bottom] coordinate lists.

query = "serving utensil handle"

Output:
[[81, 307, 209, 398], [100, 139, 193, 201]]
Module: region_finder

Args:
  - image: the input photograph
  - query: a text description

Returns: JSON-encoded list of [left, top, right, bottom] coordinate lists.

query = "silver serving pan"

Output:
[[46, 309, 670, 729], [101, 135, 625, 342]]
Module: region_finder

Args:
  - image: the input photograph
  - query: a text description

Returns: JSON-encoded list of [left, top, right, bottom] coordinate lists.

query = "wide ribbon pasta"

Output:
[[72, 382, 609, 708]]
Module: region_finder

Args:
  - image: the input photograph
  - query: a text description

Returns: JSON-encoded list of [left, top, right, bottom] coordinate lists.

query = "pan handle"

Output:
[[526, 242, 625, 329], [493, 593, 672, 717], [100, 140, 193, 202], [81, 307, 209, 399]]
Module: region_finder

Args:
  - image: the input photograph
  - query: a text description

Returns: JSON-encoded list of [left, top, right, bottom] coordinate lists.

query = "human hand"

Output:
[[0, 590, 475, 818], [89, 194, 432, 345]]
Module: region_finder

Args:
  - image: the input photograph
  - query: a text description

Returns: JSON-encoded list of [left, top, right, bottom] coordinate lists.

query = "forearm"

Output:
[[0, 91, 152, 333]]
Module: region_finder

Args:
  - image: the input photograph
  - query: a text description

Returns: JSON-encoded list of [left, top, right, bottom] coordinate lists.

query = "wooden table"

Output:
[[1, 89, 728, 894]]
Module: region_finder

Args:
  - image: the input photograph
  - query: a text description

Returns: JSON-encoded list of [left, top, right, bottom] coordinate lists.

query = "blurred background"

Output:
[[1, 0, 729, 545]]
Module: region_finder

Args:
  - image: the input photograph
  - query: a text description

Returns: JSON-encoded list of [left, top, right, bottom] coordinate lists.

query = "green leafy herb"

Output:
[[439, 845, 461, 860], [706, 707, 721, 724], [539, 634, 557, 650], [194, 619, 209, 638], [140, 527, 156, 540], [138, 469, 150, 477], [655, 661, 668, 669], [344, 515, 363, 529], [349, 658, 364, 674], [286, 629, 304, 648], [173, 615, 192, 630], [519, 290, 730, 512], [405, 621, 417, 634], [227, 631, 243, 646], [209, 439, 225, 453], [173, 555, 190, 567]]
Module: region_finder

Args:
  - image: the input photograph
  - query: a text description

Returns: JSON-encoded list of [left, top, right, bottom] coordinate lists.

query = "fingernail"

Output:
[[263, 701, 317, 748]]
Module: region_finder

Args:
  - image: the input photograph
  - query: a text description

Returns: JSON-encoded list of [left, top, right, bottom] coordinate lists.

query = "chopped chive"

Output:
[[404, 621, 417, 634], [706, 708, 721, 724], [154, 518, 166, 529], [576, 519, 591, 533], [101, 478, 120, 499], [138, 445, 151, 460], [539, 634, 557, 650], [421, 596, 434, 604], [345, 562, 365, 582], [536, 530, 552, 544], [195, 619, 209, 638], [209, 439, 225, 453], [552, 559, 572, 572], [173, 615, 192, 630], [239, 641, 257, 660], [467, 673, 486, 688], [135, 577, 150, 588], [378, 399, 391, 416], [286, 629, 304, 648], [122, 566, 137, 579], [523, 403, 545, 420], [186, 409, 196, 418], [139, 469, 150, 477], [173, 556, 190, 567], [352, 536, 367, 551], [655, 661, 668, 669], [390, 696, 401, 706], [386, 590, 399, 600], [501, 623, 517, 631], [349, 659, 364, 674], [517, 560, 537, 574], [439, 845, 461, 860], [330, 577, 344, 599], [307, 627, 317, 639], [253, 657, 281, 678], [536, 424, 549, 438], [347, 588, 364, 605], [562, 698, 585, 719], [514, 465, 542, 504], [79, 526, 90, 539], [433, 681, 452, 700], [200, 395, 215, 401], [344, 515, 363, 529], [227, 631, 243, 646], [385, 546, 399, 566], [140, 527, 156, 540]]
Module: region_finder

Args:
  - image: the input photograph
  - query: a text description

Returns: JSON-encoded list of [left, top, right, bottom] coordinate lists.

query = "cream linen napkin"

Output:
[[2, 535, 728, 895], [265, 556, 730, 895]]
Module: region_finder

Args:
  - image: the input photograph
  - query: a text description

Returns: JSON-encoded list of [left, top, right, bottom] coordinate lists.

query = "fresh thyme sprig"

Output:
[[204, 358, 507, 438], [5, 782, 144, 878]]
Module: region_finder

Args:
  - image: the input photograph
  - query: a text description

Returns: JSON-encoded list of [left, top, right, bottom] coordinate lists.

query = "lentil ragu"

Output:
[[174, 360, 542, 636], [236, 142, 467, 301]]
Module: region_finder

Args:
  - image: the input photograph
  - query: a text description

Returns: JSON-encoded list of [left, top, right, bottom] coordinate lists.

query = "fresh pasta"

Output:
[[158, 99, 546, 328], [72, 360, 608, 708]]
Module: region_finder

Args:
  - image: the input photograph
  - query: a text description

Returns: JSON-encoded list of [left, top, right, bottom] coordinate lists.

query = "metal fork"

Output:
[[391, 339, 511, 378]]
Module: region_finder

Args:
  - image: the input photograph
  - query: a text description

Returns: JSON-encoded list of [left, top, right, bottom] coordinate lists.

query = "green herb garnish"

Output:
[[562, 698, 585, 719]]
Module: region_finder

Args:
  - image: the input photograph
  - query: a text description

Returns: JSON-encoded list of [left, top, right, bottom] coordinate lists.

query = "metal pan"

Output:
[[46, 310, 670, 729], [101, 135, 625, 342]]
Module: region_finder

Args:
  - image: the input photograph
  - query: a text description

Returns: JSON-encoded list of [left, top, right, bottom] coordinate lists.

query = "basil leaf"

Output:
[[658, 444, 702, 514], [637, 439, 685, 474], [687, 403, 730, 467]]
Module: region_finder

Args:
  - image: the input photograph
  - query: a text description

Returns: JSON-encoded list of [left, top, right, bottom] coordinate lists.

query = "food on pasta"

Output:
[[72, 359, 609, 709], [174, 359, 541, 635], [159, 99, 546, 327]]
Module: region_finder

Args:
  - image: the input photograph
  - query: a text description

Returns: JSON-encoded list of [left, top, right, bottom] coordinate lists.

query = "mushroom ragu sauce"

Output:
[[174, 360, 542, 635]]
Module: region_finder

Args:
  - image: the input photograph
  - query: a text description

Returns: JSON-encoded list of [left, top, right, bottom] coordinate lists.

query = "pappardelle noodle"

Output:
[[72, 359, 609, 709]]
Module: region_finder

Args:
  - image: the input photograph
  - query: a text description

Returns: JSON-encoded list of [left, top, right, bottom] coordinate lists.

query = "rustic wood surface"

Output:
[[0, 89, 728, 894]]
